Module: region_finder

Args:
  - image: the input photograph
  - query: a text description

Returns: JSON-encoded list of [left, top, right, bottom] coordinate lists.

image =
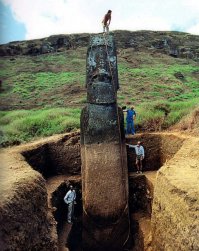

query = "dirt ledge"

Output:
[[0, 131, 80, 251], [152, 136, 199, 251], [0, 150, 58, 250]]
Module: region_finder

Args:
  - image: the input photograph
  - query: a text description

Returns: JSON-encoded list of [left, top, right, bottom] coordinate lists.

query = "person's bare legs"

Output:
[[106, 25, 109, 33], [140, 158, 143, 173], [136, 158, 139, 173]]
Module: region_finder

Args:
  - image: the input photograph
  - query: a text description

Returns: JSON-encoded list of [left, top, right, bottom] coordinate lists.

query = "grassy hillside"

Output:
[[0, 34, 199, 146], [1, 47, 199, 109]]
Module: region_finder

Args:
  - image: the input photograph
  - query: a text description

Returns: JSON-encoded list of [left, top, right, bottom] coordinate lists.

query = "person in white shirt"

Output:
[[127, 141, 145, 173], [64, 185, 76, 223]]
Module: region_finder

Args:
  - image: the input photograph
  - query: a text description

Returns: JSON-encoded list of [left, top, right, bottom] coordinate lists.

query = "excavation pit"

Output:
[[22, 132, 81, 178], [1, 131, 198, 251], [50, 179, 82, 251]]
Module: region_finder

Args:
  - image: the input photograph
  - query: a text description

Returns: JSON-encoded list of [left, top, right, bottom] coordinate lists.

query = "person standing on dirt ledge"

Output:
[[64, 185, 76, 224], [123, 106, 136, 135], [126, 141, 145, 173], [102, 10, 112, 33]]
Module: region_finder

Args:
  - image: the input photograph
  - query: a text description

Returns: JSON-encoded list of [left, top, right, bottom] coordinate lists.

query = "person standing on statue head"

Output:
[[123, 106, 136, 135], [102, 10, 112, 33], [64, 185, 76, 224], [126, 141, 145, 173]]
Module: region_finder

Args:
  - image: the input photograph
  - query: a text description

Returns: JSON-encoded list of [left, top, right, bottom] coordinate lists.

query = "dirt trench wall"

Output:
[[0, 151, 57, 251], [1, 131, 197, 251], [22, 132, 184, 177], [126, 133, 184, 171], [0, 132, 81, 250], [22, 132, 81, 177], [152, 137, 199, 251]]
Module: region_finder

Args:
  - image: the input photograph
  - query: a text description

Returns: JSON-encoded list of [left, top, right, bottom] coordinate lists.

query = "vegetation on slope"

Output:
[[0, 108, 80, 146], [1, 98, 199, 147], [0, 38, 199, 146]]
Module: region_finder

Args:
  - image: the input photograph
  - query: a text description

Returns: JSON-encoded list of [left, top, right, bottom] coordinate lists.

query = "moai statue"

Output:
[[81, 34, 130, 251]]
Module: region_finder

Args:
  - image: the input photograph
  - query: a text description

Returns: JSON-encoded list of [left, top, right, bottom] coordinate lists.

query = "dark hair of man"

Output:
[[108, 10, 112, 13]]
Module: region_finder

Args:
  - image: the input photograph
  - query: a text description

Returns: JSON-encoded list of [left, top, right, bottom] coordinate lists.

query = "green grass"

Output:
[[0, 45, 199, 146], [134, 98, 199, 129], [118, 59, 199, 102], [1, 98, 199, 146], [11, 72, 78, 98], [0, 47, 198, 108], [0, 51, 86, 107], [166, 99, 199, 126], [0, 108, 81, 146], [118, 63, 199, 81]]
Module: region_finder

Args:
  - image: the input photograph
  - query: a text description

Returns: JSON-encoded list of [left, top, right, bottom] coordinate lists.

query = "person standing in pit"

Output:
[[126, 141, 145, 173], [64, 185, 76, 224]]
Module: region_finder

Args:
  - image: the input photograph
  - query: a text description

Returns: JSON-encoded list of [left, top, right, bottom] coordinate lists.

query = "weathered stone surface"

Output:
[[86, 35, 119, 95], [0, 31, 198, 61], [151, 137, 199, 251], [174, 72, 185, 79], [81, 34, 130, 251]]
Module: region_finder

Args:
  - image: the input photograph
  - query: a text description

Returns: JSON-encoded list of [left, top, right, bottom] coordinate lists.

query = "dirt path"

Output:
[[58, 221, 72, 251]]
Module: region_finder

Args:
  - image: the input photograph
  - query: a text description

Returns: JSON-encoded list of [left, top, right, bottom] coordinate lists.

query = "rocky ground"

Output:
[[1, 31, 199, 61]]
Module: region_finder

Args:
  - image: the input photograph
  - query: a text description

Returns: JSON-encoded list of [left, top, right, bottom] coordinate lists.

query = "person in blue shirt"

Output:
[[126, 141, 145, 173], [123, 106, 136, 135], [64, 185, 76, 223]]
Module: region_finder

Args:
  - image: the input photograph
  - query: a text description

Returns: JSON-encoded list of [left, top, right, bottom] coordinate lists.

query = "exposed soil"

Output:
[[130, 171, 157, 251], [0, 131, 198, 251], [0, 150, 58, 250], [152, 135, 199, 251]]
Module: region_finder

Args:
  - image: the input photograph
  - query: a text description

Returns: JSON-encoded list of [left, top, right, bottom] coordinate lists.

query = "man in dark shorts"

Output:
[[102, 10, 112, 33], [126, 141, 145, 173]]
